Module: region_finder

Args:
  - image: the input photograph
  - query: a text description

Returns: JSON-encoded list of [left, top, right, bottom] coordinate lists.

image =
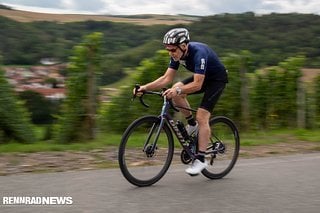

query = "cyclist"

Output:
[[135, 28, 228, 175]]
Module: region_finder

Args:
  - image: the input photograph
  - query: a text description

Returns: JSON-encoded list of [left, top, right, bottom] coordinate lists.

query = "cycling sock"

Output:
[[186, 115, 197, 126], [196, 151, 206, 163]]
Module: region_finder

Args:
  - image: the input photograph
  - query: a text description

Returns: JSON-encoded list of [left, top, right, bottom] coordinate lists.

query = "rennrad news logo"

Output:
[[2, 196, 73, 205]]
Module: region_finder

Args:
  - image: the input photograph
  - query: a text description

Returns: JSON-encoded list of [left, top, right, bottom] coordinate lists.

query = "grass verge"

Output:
[[0, 133, 121, 153], [0, 129, 319, 154]]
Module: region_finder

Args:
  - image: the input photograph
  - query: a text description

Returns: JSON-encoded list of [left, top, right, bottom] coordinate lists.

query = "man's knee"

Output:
[[173, 82, 184, 88], [172, 82, 187, 103], [196, 108, 211, 124], [172, 94, 187, 104]]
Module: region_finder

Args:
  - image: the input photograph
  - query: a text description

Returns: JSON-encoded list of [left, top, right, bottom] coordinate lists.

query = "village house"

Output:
[[4, 64, 67, 100]]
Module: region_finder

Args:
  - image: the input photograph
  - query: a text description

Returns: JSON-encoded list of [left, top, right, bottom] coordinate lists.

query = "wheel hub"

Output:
[[214, 142, 225, 154], [145, 145, 156, 157]]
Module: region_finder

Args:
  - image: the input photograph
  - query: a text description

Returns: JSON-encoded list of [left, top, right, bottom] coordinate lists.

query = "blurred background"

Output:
[[0, 2, 320, 172]]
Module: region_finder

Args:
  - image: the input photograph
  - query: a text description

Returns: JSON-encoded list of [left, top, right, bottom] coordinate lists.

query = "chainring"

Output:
[[180, 150, 192, 164]]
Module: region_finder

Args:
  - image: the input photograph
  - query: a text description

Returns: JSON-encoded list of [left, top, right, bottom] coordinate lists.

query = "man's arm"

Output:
[[162, 73, 204, 98], [139, 68, 176, 91], [178, 73, 204, 94]]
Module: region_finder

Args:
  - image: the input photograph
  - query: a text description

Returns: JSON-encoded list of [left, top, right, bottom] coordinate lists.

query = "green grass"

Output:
[[240, 129, 320, 146], [292, 129, 320, 142], [0, 132, 122, 153], [0, 128, 319, 154]]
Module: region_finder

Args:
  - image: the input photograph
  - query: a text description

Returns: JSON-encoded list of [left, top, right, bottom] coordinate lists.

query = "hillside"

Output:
[[0, 8, 196, 25], [1, 9, 320, 85]]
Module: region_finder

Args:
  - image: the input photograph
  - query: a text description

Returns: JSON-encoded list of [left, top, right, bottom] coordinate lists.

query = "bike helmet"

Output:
[[163, 28, 190, 45]]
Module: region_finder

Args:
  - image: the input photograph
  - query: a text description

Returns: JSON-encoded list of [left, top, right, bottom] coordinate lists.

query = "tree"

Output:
[[215, 51, 255, 129], [45, 77, 59, 88], [101, 50, 169, 132], [314, 75, 320, 126], [0, 58, 35, 143], [213, 54, 241, 127], [54, 32, 103, 143], [251, 56, 304, 129], [0, 4, 12, 10], [19, 90, 58, 124]]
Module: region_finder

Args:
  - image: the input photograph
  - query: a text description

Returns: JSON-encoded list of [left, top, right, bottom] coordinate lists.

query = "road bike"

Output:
[[118, 86, 240, 187]]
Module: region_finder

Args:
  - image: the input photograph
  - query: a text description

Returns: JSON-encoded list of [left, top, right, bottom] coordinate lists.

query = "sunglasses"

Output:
[[166, 47, 178, 53]]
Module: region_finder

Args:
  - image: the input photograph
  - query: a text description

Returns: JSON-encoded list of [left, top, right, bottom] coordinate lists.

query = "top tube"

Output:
[[133, 86, 196, 113]]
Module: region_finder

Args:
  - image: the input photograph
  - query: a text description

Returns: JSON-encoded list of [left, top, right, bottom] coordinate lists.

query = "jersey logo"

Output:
[[200, 58, 206, 70]]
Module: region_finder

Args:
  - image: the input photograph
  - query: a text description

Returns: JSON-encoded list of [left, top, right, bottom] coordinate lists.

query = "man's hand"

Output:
[[162, 87, 178, 99], [133, 85, 147, 97]]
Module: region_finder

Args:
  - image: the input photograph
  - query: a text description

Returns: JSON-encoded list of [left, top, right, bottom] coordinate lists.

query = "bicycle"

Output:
[[118, 86, 240, 187]]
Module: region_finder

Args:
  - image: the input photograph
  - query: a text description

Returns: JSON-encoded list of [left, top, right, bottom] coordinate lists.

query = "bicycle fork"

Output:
[[142, 97, 171, 157], [142, 117, 166, 157]]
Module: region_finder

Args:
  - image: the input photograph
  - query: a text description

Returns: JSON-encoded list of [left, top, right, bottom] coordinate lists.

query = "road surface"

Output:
[[1, 153, 319, 213]]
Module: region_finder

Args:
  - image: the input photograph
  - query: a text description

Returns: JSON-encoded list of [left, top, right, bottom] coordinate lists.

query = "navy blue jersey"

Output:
[[169, 42, 228, 82]]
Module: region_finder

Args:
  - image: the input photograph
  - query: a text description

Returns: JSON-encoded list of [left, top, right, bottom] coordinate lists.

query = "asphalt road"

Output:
[[1, 153, 320, 213]]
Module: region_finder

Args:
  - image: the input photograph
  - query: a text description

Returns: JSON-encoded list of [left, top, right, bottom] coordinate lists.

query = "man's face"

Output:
[[165, 44, 184, 61]]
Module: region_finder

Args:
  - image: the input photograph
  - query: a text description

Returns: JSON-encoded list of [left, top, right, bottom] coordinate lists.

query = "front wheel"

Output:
[[201, 116, 240, 179], [118, 115, 174, 187]]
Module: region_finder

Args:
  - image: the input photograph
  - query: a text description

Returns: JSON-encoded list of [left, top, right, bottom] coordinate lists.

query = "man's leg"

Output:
[[172, 82, 192, 117], [196, 108, 211, 156], [172, 82, 198, 134], [185, 107, 210, 175], [185, 81, 226, 176], [196, 82, 225, 153]]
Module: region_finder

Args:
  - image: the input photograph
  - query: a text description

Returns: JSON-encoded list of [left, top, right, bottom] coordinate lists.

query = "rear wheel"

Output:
[[201, 116, 240, 179], [118, 116, 174, 187]]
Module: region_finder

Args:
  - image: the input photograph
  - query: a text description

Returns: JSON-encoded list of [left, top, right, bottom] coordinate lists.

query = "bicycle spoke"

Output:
[[202, 116, 240, 179], [118, 116, 174, 187]]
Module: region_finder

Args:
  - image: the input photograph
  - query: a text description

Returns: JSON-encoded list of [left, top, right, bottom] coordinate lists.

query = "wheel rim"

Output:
[[119, 117, 173, 186], [203, 117, 239, 178]]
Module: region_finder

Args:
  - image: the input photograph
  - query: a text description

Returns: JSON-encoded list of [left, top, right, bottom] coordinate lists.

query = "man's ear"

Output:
[[180, 43, 187, 50]]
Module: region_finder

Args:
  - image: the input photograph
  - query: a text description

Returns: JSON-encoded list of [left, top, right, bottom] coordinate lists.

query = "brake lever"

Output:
[[132, 84, 141, 101], [132, 84, 149, 108]]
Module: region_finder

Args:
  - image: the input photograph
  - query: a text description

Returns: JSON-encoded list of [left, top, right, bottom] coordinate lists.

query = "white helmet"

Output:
[[163, 28, 190, 45]]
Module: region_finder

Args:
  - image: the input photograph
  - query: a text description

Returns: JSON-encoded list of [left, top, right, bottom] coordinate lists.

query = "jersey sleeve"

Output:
[[194, 53, 207, 75], [168, 57, 180, 70]]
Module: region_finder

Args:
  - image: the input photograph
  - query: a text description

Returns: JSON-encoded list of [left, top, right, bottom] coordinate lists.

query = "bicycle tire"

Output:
[[201, 116, 240, 179], [118, 115, 174, 187]]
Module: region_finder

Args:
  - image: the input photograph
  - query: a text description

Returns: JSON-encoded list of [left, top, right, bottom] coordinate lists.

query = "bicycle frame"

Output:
[[119, 88, 240, 186], [142, 94, 197, 161]]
